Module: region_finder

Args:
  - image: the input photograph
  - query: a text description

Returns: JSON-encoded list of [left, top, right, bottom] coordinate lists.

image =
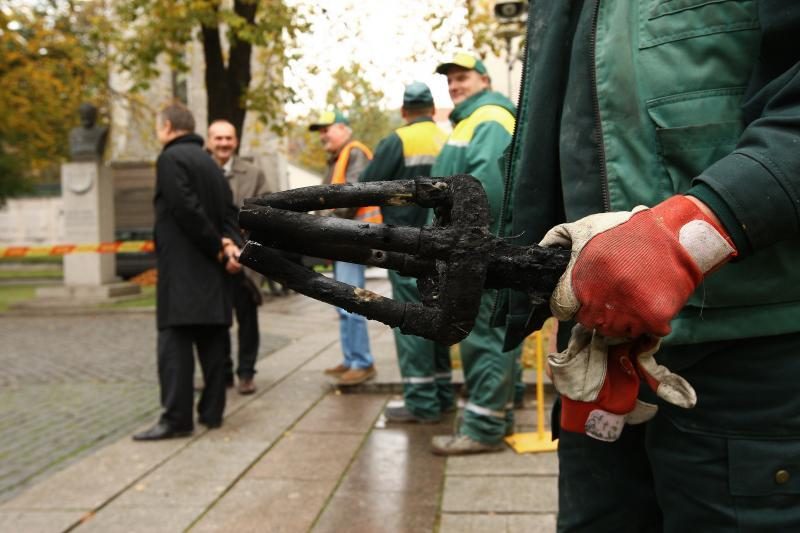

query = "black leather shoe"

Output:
[[199, 418, 222, 429], [132, 422, 192, 441]]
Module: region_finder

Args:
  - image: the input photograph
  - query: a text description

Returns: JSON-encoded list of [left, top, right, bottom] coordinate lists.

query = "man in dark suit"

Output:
[[134, 102, 242, 441], [207, 119, 271, 395]]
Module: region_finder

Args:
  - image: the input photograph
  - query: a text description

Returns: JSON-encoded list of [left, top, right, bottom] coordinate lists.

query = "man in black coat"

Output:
[[134, 102, 243, 441]]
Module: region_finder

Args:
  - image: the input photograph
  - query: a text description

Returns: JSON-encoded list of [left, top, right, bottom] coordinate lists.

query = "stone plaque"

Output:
[[60, 161, 116, 285], [62, 164, 101, 244]]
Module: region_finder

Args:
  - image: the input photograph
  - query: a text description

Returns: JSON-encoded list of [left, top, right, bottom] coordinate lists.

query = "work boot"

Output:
[[238, 376, 256, 395], [430, 433, 505, 456], [324, 363, 350, 376], [337, 366, 376, 386], [384, 402, 440, 424]]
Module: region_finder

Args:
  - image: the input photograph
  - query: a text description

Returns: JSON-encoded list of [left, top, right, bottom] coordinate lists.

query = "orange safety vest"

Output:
[[331, 141, 383, 224]]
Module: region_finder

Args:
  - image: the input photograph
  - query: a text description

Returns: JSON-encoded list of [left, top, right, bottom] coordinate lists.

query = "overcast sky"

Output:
[[284, 0, 474, 119]]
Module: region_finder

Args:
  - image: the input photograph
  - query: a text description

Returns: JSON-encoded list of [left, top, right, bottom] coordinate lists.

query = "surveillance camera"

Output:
[[494, 1, 527, 20]]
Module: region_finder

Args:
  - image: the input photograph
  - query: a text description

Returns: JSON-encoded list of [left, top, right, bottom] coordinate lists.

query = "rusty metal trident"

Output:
[[238, 175, 568, 345]]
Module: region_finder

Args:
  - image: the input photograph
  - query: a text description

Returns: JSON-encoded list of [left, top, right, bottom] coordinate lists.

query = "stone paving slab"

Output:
[[247, 432, 364, 481], [0, 509, 85, 533], [191, 478, 331, 533], [439, 513, 557, 533], [447, 446, 558, 477], [291, 394, 387, 434], [441, 475, 559, 514], [0, 437, 186, 512], [77, 505, 208, 533], [313, 490, 440, 533], [312, 421, 450, 532], [194, 393, 388, 532], [336, 424, 451, 495]]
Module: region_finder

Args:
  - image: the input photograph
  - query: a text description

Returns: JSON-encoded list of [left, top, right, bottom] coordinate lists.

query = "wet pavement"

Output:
[[0, 275, 559, 532]]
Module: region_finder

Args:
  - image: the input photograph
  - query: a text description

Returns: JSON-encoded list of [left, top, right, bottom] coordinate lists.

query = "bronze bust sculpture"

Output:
[[68, 103, 108, 161]]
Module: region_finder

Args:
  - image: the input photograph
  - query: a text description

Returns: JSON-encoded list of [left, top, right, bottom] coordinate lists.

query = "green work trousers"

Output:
[[514, 355, 525, 406], [556, 331, 800, 532], [460, 291, 521, 444], [388, 270, 454, 419]]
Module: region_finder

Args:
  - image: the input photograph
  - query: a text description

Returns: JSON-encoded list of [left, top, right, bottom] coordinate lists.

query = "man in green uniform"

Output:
[[428, 53, 521, 455], [499, 2, 800, 530], [360, 82, 451, 423]]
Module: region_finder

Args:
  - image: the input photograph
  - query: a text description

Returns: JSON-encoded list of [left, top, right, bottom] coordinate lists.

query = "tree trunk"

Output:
[[201, 0, 256, 141]]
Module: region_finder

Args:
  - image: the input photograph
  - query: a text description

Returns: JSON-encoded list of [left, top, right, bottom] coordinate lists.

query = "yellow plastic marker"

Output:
[[505, 330, 558, 453]]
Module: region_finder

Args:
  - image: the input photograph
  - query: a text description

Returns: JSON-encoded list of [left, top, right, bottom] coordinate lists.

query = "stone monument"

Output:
[[36, 103, 140, 303]]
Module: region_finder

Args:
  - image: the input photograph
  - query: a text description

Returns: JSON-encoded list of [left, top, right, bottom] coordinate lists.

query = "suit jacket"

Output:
[[226, 156, 272, 290], [154, 134, 241, 329], [227, 156, 270, 206]]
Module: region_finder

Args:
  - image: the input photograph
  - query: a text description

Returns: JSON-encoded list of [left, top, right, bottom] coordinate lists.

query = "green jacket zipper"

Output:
[[591, 0, 611, 212]]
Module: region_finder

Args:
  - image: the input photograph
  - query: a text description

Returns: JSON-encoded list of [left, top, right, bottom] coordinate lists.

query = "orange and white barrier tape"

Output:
[[0, 240, 155, 258]]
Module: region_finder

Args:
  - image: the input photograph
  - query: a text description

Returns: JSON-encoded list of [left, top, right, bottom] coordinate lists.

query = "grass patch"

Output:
[[0, 269, 62, 280], [0, 256, 62, 265], [0, 285, 36, 312], [103, 285, 156, 309]]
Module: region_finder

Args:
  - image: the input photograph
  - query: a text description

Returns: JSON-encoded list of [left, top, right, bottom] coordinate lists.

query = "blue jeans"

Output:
[[334, 261, 374, 369]]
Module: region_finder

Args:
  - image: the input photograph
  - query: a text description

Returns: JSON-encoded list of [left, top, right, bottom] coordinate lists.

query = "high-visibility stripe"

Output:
[[446, 139, 470, 147], [403, 376, 436, 384], [404, 155, 437, 167], [0, 240, 155, 258], [448, 104, 515, 146], [434, 372, 452, 380], [464, 401, 506, 419]]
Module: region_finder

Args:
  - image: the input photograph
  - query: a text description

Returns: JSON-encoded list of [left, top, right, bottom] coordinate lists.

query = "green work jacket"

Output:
[[360, 117, 447, 227], [500, 0, 800, 349], [432, 90, 516, 234]]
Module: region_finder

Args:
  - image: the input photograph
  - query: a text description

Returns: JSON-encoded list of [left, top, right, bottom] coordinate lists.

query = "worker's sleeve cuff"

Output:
[[685, 182, 752, 258]]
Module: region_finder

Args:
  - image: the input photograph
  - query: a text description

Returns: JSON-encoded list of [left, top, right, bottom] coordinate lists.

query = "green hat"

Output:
[[402, 81, 434, 109], [308, 109, 349, 131], [435, 52, 487, 75]]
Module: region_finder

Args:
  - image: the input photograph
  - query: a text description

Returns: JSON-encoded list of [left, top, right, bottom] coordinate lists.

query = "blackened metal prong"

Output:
[[248, 231, 435, 278], [239, 241, 407, 328], [243, 178, 453, 211], [239, 241, 464, 344], [240, 206, 424, 255]]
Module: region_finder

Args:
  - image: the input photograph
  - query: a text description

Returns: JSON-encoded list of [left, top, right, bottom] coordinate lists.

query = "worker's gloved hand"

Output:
[[540, 195, 736, 338], [550, 324, 696, 442]]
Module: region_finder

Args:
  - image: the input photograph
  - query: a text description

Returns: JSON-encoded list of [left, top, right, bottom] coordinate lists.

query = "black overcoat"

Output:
[[154, 134, 240, 329]]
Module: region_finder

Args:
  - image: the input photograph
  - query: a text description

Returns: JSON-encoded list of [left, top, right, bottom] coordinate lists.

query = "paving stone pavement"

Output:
[[0, 312, 290, 505], [1, 275, 559, 532]]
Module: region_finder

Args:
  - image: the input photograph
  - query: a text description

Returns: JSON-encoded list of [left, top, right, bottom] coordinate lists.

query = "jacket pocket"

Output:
[[647, 87, 745, 193], [639, 0, 759, 48], [728, 438, 800, 529]]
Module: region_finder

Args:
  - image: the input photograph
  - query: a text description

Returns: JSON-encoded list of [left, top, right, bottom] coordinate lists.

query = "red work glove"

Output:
[[540, 196, 737, 338], [550, 325, 696, 441]]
